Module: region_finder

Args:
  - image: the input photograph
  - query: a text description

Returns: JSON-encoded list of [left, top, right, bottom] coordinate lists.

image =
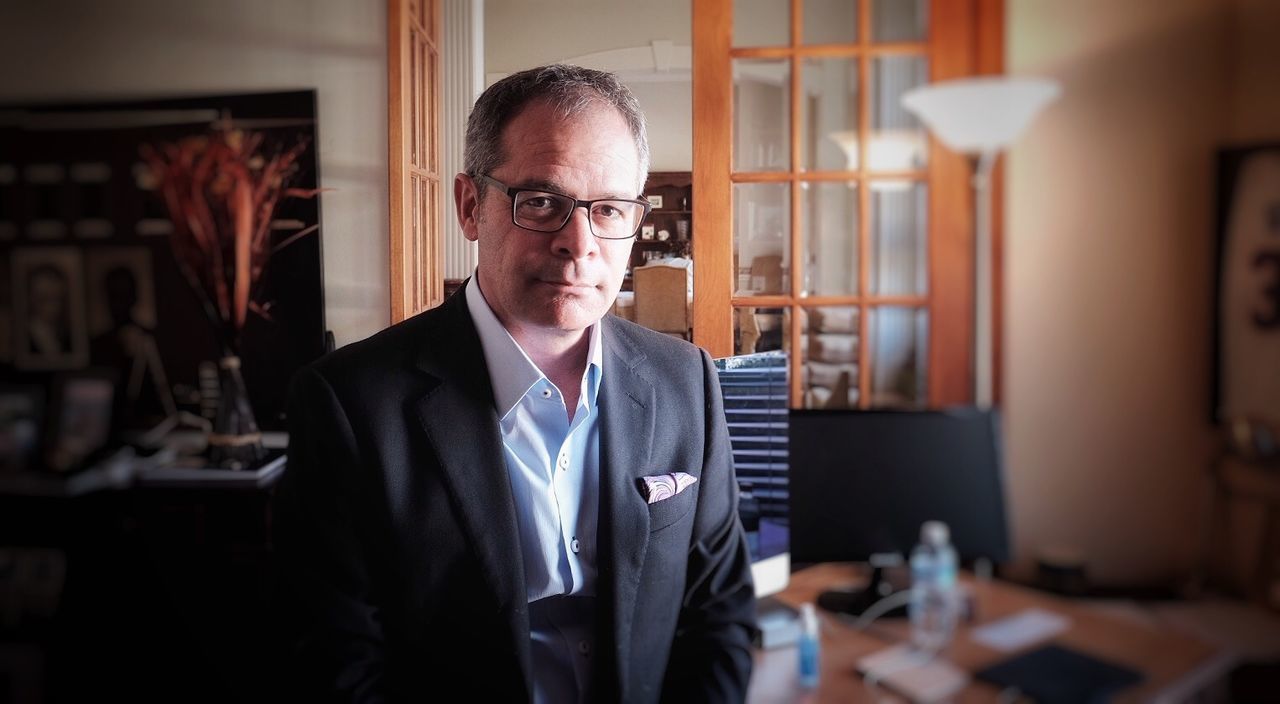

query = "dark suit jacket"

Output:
[[273, 285, 755, 703]]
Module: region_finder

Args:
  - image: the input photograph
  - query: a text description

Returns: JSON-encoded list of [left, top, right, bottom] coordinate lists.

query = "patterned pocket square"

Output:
[[641, 472, 698, 504]]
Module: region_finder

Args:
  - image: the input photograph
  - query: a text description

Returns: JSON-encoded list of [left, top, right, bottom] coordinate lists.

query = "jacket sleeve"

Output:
[[660, 350, 757, 702], [272, 365, 387, 704]]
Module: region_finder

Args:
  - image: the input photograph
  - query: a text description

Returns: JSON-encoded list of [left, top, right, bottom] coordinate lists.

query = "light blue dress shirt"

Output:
[[464, 277, 601, 704]]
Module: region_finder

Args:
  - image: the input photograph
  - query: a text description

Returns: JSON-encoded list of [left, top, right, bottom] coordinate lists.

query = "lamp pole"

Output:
[[972, 150, 998, 407]]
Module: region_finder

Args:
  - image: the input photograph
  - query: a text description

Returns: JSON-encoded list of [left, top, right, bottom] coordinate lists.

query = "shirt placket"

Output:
[[555, 388, 593, 592]]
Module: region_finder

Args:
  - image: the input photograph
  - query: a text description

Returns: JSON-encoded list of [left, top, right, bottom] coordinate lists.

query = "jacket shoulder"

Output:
[[305, 297, 467, 390]]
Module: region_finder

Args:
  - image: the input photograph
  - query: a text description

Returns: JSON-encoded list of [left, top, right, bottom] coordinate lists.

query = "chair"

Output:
[[750, 254, 784, 294], [632, 264, 690, 339]]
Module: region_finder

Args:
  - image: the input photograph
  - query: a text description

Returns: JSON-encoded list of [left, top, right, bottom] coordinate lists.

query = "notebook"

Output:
[[975, 644, 1144, 704]]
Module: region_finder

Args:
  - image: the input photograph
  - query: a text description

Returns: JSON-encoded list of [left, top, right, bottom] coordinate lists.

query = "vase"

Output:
[[207, 355, 267, 470]]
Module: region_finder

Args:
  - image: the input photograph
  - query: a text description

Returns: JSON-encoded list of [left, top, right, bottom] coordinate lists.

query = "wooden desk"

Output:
[[749, 564, 1219, 703]]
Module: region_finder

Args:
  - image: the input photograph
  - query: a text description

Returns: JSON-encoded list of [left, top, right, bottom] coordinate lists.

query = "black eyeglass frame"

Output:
[[474, 173, 652, 240]]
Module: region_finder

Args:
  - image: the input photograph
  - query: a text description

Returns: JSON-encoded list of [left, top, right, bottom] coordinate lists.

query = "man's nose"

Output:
[[550, 206, 597, 259]]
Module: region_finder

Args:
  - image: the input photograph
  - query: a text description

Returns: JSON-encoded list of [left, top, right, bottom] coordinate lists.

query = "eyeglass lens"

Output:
[[513, 191, 645, 239]]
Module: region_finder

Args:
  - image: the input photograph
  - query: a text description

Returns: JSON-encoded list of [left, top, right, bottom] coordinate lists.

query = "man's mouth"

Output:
[[539, 279, 594, 290]]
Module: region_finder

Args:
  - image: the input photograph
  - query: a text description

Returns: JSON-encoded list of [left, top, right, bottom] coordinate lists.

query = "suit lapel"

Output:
[[598, 318, 656, 699], [411, 287, 531, 696]]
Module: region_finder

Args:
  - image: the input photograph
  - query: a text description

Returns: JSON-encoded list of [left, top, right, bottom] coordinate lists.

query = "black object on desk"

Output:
[[975, 644, 1144, 704]]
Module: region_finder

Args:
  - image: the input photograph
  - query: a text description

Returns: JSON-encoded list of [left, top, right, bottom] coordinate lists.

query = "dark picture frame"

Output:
[[11, 247, 89, 371], [1213, 144, 1280, 424]]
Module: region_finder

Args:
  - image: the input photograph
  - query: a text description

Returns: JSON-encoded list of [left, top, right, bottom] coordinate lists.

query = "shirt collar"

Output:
[[464, 273, 604, 419]]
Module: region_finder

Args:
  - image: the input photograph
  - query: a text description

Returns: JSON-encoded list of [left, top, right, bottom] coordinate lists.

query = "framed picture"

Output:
[[45, 370, 115, 472], [647, 194, 663, 209], [85, 247, 156, 337], [11, 247, 88, 371], [641, 224, 655, 240], [1213, 144, 1280, 423]]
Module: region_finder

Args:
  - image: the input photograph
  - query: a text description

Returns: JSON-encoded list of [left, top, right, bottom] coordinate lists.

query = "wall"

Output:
[[0, 0, 390, 347], [484, 0, 693, 172], [1004, 0, 1236, 584], [1226, 0, 1280, 144]]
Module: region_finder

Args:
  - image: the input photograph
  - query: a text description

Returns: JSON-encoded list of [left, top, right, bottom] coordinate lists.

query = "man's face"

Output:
[[457, 100, 639, 340]]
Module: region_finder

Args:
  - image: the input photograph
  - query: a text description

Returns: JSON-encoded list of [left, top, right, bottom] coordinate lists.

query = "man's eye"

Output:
[[522, 195, 558, 210], [593, 203, 623, 219]]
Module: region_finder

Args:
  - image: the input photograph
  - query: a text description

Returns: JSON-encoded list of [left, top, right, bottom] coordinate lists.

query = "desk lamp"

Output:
[[901, 77, 1060, 407]]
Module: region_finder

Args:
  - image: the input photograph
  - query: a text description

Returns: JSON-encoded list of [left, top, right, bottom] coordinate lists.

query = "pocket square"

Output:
[[642, 472, 698, 504]]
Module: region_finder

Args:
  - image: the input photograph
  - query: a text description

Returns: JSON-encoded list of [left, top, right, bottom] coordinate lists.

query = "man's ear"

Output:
[[455, 173, 480, 242]]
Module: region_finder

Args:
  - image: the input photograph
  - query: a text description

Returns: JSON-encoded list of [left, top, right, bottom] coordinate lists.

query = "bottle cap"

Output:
[[922, 520, 950, 547]]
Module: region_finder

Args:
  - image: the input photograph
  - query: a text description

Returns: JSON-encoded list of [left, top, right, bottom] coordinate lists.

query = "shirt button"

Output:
[[571, 537, 580, 554], [558, 455, 569, 470], [541, 388, 553, 399], [578, 640, 591, 656]]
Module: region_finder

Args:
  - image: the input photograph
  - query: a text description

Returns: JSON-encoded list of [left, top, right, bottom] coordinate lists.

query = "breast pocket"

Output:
[[646, 488, 696, 533]]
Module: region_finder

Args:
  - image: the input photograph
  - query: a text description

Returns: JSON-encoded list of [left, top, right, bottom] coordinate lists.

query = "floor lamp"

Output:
[[902, 77, 1061, 407]]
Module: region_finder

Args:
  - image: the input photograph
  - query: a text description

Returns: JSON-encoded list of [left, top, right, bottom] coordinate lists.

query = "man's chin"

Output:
[[524, 298, 607, 333]]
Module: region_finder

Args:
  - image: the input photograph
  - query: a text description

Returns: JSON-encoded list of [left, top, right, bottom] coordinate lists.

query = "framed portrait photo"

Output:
[[11, 247, 89, 371], [647, 194, 663, 209]]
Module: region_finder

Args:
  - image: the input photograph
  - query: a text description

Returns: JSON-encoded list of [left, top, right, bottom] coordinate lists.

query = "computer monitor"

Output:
[[788, 408, 1010, 613], [714, 352, 789, 597]]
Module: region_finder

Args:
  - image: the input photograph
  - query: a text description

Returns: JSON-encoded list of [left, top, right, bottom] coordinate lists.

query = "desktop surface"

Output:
[[748, 563, 1220, 703]]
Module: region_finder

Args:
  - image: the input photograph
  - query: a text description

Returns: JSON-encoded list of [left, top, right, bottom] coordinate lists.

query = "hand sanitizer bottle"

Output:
[[798, 602, 821, 688]]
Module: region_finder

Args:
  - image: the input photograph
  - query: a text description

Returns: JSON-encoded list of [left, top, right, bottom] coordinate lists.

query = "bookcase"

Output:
[[630, 171, 692, 273]]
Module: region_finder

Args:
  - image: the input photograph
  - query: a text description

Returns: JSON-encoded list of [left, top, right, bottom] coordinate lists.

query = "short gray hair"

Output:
[[463, 64, 650, 193]]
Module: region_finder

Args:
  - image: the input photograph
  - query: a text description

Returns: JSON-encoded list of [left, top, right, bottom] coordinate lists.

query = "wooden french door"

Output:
[[692, 0, 1003, 408], [388, 0, 443, 322]]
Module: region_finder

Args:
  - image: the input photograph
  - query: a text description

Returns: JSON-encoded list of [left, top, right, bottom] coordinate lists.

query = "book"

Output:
[[975, 644, 1144, 704]]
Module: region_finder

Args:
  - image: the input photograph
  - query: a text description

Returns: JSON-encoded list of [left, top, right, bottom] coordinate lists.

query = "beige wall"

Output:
[[1004, 0, 1279, 584], [0, 0, 391, 347], [484, 0, 693, 172], [484, 0, 692, 71]]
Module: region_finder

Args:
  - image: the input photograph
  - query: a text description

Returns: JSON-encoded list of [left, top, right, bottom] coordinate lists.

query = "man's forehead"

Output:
[[496, 100, 642, 192]]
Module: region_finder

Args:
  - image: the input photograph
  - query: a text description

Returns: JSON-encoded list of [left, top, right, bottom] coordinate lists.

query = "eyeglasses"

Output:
[[475, 174, 652, 240]]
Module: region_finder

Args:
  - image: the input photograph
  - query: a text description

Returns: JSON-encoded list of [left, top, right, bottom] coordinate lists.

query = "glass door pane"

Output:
[[800, 57, 859, 172], [803, 0, 857, 45], [801, 180, 858, 296], [801, 306, 860, 408], [869, 55, 928, 170], [868, 180, 926, 296], [734, 60, 792, 172], [733, 182, 790, 295], [734, 304, 789, 356], [872, 0, 928, 42], [867, 306, 927, 407], [734, 0, 789, 47]]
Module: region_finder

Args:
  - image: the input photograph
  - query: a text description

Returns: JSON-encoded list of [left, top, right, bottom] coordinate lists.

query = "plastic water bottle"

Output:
[[909, 520, 959, 651]]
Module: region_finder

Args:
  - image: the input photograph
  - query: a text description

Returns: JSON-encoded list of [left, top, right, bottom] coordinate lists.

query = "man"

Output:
[[274, 64, 755, 703]]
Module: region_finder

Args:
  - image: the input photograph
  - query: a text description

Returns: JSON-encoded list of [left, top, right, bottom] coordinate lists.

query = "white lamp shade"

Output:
[[901, 77, 1061, 155]]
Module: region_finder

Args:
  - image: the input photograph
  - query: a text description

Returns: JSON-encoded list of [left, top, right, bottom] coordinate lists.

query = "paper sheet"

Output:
[[970, 607, 1070, 652]]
